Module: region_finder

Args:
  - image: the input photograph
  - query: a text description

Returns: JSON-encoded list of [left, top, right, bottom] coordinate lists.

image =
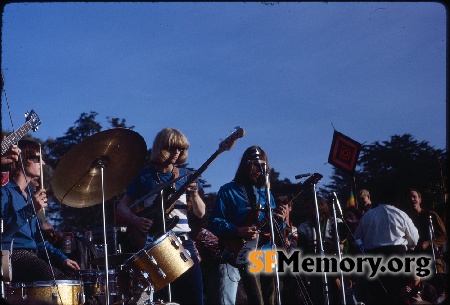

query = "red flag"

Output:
[[328, 130, 361, 175]]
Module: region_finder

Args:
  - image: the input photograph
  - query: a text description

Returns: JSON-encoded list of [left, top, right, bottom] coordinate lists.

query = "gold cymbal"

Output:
[[52, 128, 147, 208]]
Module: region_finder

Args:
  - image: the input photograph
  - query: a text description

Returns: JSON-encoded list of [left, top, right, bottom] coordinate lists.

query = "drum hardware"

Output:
[[179, 252, 190, 262], [52, 128, 147, 305]]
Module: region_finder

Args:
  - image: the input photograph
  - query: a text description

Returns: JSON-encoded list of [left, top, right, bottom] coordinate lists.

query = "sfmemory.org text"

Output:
[[249, 250, 433, 278]]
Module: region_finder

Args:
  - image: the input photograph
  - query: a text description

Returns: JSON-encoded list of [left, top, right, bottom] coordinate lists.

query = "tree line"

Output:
[[2, 111, 447, 232]]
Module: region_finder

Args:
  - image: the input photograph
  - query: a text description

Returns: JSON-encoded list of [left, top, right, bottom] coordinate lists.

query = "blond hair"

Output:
[[150, 128, 189, 164]]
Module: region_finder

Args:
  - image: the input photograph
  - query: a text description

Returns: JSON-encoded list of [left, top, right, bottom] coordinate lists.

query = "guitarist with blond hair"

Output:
[[208, 146, 288, 305], [117, 127, 205, 305]]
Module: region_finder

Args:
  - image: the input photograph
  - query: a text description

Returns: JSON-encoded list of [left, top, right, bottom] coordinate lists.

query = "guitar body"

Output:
[[219, 208, 267, 268]]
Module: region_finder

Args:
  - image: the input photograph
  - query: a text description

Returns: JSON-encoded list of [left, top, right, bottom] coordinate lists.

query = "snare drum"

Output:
[[4, 280, 84, 305], [124, 231, 194, 292]]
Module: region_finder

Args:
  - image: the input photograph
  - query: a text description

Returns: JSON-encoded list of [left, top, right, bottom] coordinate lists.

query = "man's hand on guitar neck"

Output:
[[1, 135, 20, 165], [273, 204, 288, 222], [237, 226, 259, 241]]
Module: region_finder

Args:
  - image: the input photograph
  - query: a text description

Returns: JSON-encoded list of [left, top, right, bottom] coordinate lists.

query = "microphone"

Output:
[[295, 173, 312, 179]]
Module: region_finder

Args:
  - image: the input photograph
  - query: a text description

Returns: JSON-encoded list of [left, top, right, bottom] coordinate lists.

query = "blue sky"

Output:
[[1, 2, 446, 194]]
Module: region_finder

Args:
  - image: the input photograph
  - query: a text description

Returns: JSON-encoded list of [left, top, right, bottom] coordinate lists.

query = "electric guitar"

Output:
[[1, 110, 41, 155], [220, 173, 323, 268], [128, 127, 245, 249]]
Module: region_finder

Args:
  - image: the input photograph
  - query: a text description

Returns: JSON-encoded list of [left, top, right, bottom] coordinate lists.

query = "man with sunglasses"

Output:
[[117, 127, 205, 305], [208, 146, 288, 305], [1, 139, 80, 282]]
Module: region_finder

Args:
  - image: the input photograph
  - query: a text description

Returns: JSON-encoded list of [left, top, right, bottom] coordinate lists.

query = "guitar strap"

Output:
[[242, 184, 260, 223]]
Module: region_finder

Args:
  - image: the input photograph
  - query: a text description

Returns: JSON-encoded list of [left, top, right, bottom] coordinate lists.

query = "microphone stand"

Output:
[[332, 195, 346, 305], [312, 183, 330, 305], [429, 215, 437, 275], [261, 163, 282, 305]]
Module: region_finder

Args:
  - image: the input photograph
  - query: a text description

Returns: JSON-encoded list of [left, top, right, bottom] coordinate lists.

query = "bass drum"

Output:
[[4, 280, 84, 305], [124, 231, 193, 292]]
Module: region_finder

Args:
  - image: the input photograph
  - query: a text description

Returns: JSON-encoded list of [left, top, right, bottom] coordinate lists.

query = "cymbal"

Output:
[[52, 128, 147, 208], [89, 253, 134, 266]]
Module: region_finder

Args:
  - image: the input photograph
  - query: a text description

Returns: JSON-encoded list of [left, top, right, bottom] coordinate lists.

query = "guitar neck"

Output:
[[1, 121, 33, 155], [165, 149, 221, 214]]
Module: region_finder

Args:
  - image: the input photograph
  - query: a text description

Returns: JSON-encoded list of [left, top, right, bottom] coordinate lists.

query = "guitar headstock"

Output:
[[25, 110, 41, 132], [218, 127, 245, 153]]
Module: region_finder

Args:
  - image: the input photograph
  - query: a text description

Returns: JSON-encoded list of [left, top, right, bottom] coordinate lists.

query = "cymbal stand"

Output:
[[261, 163, 282, 305], [159, 189, 173, 303], [97, 160, 110, 305], [312, 183, 330, 305]]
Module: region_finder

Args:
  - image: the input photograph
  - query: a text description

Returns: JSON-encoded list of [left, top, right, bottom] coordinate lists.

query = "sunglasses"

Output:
[[27, 156, 42, 163], [166, 146, 186, 153]]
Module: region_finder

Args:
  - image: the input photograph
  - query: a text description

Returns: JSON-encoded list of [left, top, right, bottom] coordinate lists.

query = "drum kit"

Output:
[[3, 128, 194, 305]]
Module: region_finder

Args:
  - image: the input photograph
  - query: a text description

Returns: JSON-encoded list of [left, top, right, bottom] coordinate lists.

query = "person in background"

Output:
[[1, 139, 80, 282], [400, 273, 439, 305], [117, 127, 205, 305], [358, 189, 372, 215], [354, 182, 419, 305], [408, 188, 447, 302]]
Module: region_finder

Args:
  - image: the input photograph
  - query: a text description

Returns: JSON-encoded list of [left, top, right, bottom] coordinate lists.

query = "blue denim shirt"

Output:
[[209, 181, 285, 238], [2, 180, 68, 264]]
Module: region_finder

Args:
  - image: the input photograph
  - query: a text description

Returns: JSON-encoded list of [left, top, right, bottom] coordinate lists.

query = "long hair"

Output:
[[233, 146, 270, 188], [150, 128, 189, 164], [9, 140, 41, 176]]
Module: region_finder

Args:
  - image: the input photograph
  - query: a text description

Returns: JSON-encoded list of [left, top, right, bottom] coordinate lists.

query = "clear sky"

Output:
[[1, 2, 447, 194]]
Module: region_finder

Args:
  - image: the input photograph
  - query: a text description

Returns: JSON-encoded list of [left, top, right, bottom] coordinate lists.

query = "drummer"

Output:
[[117, 127, 205, 305], [1, 139, 80, 282]]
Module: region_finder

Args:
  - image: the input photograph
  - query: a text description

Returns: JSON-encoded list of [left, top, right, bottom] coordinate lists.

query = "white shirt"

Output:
[[354, 204, 419, 251]]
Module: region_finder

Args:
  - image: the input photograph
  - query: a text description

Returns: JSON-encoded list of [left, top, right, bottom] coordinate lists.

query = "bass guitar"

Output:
[[220, 173, 323, 268], [128, 127, 245, 249]]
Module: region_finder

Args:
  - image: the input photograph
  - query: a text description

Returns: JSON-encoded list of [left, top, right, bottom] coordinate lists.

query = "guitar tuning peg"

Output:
[[24, 111, 29, 117]]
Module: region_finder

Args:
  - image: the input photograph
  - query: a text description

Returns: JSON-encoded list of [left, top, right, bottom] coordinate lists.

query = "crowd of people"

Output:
[[1, 129, 448, 305]]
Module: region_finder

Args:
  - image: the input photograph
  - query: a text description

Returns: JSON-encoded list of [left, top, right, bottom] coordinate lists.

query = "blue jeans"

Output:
[[206, 263, 240, 305]]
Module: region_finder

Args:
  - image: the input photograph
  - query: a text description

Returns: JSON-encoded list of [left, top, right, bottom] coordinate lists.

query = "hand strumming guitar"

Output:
[[237, 226, 259, 241]]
